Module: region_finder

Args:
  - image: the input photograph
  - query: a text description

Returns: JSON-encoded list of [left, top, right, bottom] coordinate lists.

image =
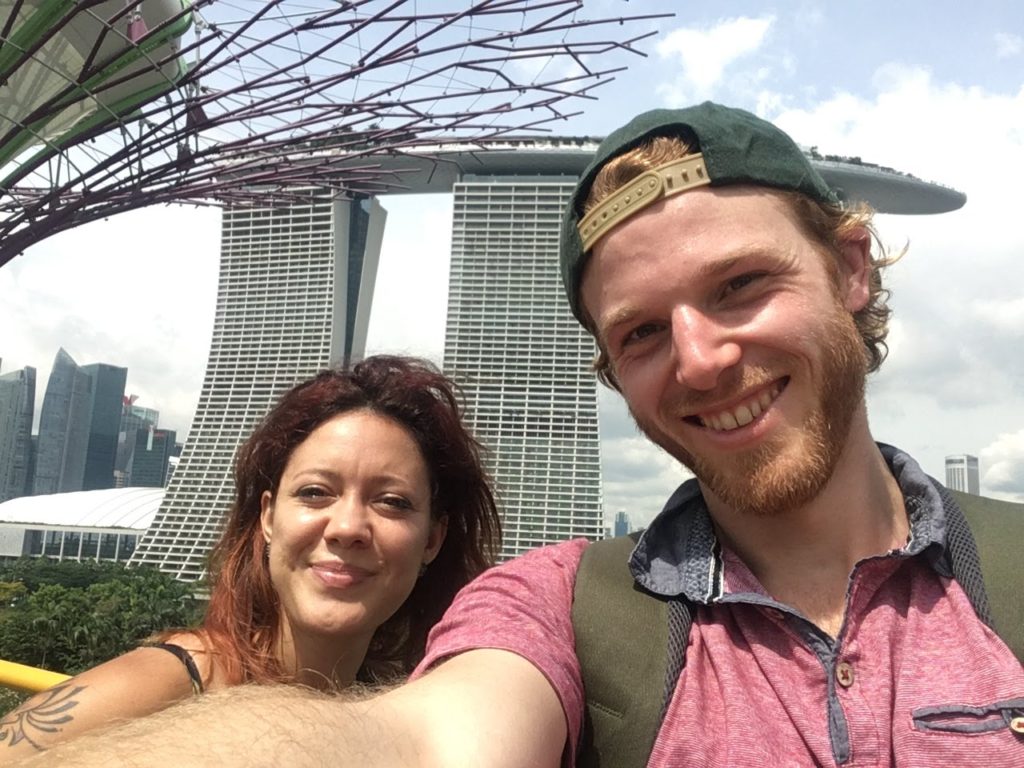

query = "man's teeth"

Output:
[[700, 386, 779, 431]]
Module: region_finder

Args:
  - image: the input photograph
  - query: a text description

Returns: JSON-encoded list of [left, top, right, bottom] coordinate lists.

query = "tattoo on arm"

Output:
[[0, 684, 85, 751]]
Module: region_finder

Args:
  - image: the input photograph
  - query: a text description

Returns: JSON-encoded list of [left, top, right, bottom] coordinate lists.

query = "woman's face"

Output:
[[260, 408, 446, 651]]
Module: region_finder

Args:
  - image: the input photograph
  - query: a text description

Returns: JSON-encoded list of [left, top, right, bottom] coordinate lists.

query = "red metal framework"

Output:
[[0, 0, 669, 267]]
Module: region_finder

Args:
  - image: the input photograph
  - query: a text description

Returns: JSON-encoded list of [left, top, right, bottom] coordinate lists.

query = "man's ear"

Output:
[[837, 227, 872, 312]]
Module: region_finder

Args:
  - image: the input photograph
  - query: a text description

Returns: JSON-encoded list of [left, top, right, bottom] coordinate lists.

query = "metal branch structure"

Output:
[[0, 0, 669, 267]]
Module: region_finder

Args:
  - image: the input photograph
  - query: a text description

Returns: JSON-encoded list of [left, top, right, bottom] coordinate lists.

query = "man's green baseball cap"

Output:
[[559, 101, 839, 324]]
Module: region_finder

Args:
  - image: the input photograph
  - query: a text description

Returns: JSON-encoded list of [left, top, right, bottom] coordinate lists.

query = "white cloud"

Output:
[[768, 68, 1024, 482], [601, 431, 692, 529], [364, 193, 453, 363], [656, 16, 775, 103], [967, 296, 1024, 335], [995, 32, 1022, 58], [0, 206, 220, 436], [980, 429, 1024, 500]]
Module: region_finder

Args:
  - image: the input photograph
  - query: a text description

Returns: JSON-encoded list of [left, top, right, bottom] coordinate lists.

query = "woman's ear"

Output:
[[259, 490, 275, 544], [423, 515, 449, 565], [838, 227, 872, 312]]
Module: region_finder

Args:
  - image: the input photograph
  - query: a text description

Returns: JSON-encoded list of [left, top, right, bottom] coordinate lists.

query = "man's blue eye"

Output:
[[624, 323, 660, 344], [725, 273, 764, 294]]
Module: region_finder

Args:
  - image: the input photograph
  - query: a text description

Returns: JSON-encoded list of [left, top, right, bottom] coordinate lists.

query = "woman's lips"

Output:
[[310, 562, 374, 588]]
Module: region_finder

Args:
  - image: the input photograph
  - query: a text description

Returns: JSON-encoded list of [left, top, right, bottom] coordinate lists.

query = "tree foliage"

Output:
[[0, 559, 203, 678]]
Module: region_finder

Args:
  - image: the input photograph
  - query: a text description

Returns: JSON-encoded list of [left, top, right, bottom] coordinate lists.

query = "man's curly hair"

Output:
[[580, 135, 902, 390]]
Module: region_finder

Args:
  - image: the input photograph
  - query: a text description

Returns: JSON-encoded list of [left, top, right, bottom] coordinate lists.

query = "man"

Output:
[[23, 102, 1023, 767]]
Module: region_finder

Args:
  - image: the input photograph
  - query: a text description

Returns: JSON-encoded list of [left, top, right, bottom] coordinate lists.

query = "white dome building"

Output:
[[0, 487, 163, 563]]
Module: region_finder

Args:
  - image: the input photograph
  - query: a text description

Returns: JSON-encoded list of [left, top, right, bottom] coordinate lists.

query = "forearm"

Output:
[[13, 650, 567, 768], [12, 684, 418, 768], [0, 646, 201, 764]]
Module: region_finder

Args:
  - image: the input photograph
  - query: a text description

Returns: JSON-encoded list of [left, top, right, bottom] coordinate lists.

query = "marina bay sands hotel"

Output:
[[130, 138, 964, 579]]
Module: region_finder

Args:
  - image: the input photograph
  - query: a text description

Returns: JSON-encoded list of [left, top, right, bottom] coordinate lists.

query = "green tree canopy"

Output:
[[0, 558, 203, 678]]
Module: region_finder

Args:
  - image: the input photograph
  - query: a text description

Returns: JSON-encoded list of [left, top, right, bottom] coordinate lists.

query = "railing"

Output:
[[0, 659, 70, 693]]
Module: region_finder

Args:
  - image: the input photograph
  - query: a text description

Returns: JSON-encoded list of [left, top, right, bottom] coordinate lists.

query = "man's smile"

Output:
[[682, 378, 788, 432]]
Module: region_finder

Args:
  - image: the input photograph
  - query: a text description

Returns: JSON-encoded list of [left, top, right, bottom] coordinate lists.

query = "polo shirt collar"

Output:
[[629, 443, 951, 602]]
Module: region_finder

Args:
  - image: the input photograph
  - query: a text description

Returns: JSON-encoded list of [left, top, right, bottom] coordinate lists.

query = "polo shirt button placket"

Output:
[[836, 661, 855, 688]]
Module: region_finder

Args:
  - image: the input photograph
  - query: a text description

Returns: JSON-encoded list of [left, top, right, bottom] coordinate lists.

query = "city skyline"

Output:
[[0, 350, 176, 500], [3, 4, 1023, 525]]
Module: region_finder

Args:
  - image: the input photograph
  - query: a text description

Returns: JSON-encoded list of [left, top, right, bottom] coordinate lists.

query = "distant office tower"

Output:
[[130, 427, 177, 487], [115, 398, 160, 487], [80, 363, 127, 490], [613, 510, 630, 538], [0, 367, 36, 501], [444, 178, 603, 560], [33, 348, 93, 495], [132, 194, 385, 579], [945, 454, 980, 495]]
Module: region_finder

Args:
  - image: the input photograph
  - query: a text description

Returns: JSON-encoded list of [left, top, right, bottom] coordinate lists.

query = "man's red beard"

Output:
[[629, 304, 868, 517]]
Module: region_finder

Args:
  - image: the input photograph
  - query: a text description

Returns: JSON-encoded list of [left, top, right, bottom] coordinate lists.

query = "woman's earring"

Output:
[[418, 562, 428, 578]]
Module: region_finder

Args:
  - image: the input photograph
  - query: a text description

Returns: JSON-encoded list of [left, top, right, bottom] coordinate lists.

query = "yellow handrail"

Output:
[[0, 659, 70, 693]]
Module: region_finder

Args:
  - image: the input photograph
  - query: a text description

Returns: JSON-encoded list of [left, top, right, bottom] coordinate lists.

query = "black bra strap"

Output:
[[150, 642, 204, 695]]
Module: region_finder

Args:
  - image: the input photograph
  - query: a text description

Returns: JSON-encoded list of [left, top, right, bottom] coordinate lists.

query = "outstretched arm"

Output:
[[0, 634, 208, 763], [13, 648, 568, 768]]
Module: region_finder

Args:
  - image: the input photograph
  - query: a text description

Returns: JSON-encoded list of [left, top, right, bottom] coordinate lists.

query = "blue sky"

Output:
[[3, 2, 1022, 523]]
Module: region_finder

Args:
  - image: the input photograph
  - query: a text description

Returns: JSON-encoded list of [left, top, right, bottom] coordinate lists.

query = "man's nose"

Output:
[[670, 305, 742, 391]]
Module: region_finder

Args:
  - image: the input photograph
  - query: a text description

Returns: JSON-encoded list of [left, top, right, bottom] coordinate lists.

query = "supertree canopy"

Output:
[[0, 0, 668, 267]]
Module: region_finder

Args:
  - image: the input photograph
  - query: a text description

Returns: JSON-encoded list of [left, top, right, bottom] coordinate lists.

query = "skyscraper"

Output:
[[0, 366, 36, 501], [444, 177, 603, 560], [81, 363, 127, 490], [131, 194, 385, 579], [945, 454, 980, 495], [115, 398, 160, 487], [33, 348, 93, 495], [130, 427, 177, 487], [613, 510, 631, 538]]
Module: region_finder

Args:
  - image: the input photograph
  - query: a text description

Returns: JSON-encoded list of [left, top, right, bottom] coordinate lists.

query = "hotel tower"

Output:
[[443, 171, 604, 560], [131, 195, 385, 579]]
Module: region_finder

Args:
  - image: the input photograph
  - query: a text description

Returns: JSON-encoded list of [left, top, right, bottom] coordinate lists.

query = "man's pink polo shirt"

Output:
[[414, 446, 1024, 766]]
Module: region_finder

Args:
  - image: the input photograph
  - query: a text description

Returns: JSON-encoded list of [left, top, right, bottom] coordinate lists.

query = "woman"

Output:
[[0, 355, 500, 758]]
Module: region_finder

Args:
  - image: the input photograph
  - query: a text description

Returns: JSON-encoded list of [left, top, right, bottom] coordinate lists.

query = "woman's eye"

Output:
[[379, 495, 413, 511], [295, 486, 329, 499]]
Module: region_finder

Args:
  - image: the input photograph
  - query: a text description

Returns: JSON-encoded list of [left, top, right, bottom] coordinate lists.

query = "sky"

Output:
[[2, 1, 1023, 527]]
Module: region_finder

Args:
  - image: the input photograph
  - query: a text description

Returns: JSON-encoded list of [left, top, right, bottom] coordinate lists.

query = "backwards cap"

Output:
[[559, 101, 838, 323]]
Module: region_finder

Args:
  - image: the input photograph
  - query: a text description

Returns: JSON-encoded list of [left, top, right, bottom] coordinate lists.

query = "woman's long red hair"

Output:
[[191, 355, 500, 685]]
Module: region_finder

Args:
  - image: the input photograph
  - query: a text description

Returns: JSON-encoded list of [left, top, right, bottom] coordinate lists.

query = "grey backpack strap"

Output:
[[572, 533, 692, 768], [933, 481, 1024, 662]]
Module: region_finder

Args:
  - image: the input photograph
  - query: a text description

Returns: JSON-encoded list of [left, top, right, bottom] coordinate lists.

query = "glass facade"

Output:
[[0, 367, 36, 502], [129, 428, 177, 487], [81, 363, 128, 490], [33, 348, 93, 495], [20, 528, 138, 562], [444, 179, 603, 560], [115, 403, 159, 485]]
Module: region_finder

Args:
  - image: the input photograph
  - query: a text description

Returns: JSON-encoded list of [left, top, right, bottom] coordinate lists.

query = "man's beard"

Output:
[[630, 305, 868, 517]]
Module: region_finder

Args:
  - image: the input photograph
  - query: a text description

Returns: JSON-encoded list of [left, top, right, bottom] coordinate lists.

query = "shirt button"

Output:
[[836, 661, 855, 688], [1011, 717, 1024, 734]]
